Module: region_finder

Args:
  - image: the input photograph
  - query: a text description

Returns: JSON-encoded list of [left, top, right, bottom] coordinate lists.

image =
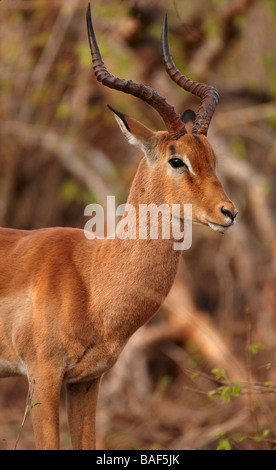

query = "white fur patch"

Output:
[[207, 222, 229, 233], [0, 358, 27, 377], [183, 154, 196, 175], [114, 114, 145, 151]]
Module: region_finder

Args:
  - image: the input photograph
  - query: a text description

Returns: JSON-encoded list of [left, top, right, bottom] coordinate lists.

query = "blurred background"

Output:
[[0, 0, 276, 450]]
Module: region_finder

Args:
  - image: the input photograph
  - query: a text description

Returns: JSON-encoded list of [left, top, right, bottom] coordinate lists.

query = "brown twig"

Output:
[[14, 379, 35, 450]]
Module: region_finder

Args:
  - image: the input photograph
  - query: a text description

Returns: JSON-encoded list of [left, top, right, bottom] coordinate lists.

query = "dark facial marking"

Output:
[[169, 144, 176, 155], [192, 135, 202, 145]]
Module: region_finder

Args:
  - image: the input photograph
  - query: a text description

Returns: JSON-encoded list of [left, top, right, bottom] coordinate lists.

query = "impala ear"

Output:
[[181, 109, 196, 134], [107, 105, 158, 162]]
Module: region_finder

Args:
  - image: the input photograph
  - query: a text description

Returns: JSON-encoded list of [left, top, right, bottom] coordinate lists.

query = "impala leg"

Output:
[[28, 372, 62, 450], [66, 377, 100, 450]]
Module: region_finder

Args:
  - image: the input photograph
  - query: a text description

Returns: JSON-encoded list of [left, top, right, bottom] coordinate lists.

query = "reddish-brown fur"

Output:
[[0, 115, 237, 449]]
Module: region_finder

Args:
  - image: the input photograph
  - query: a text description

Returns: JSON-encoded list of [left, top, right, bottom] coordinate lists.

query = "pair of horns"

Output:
[[86, 3, 219, 136]]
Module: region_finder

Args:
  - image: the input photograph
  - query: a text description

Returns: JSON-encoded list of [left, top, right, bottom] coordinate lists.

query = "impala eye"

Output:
[[168, 158, 188, 170]]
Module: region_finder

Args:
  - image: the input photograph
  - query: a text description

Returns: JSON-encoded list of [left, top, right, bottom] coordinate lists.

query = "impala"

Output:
[[0, 4, 237, 450]]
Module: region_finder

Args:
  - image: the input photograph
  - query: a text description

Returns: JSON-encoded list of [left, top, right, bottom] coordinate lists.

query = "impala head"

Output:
[[86, 4, 237, 233]]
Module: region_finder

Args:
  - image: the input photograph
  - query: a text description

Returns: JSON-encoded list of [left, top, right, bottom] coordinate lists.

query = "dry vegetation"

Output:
[[0, 0, 276, 450]]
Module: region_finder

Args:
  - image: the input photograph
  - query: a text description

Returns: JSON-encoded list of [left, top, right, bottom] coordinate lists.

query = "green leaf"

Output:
[[216, 431, 232, 450], [28, 397, 42, 409], [219, 385, 232, 403], [264, 381, 276, 387], [211, 368, 229, 381], [249, 342, 266, 355], [30, 402, 42, 409], [262, 429, 270, 438], [216, 438, 231, 450], [232, 382, 241, 396]]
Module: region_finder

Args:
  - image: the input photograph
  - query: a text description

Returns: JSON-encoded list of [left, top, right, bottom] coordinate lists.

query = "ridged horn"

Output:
[[86, 3, 185, 134], [161, 13, 219, 135]]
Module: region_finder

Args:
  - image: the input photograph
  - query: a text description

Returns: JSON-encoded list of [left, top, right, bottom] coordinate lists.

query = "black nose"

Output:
[[221, 206, 237, 221]]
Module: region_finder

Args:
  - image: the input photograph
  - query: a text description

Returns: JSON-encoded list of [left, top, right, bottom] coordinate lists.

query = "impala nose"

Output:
[[221, 205, 238, 222]]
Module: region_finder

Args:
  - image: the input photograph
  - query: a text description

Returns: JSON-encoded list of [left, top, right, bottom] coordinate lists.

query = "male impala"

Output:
[[0, 4, 237, 449]]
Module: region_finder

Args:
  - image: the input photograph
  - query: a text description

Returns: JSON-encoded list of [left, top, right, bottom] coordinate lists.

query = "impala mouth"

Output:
[[207, 220, 234, 233]]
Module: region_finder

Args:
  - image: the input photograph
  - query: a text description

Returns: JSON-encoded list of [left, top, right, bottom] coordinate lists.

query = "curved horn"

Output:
[[86, 3, 185, 134], [161, 13, 219, 136]]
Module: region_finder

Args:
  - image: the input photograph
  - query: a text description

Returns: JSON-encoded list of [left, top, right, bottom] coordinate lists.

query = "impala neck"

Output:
[[105, 157, 182, 338], [116, 157, 178, 240]]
